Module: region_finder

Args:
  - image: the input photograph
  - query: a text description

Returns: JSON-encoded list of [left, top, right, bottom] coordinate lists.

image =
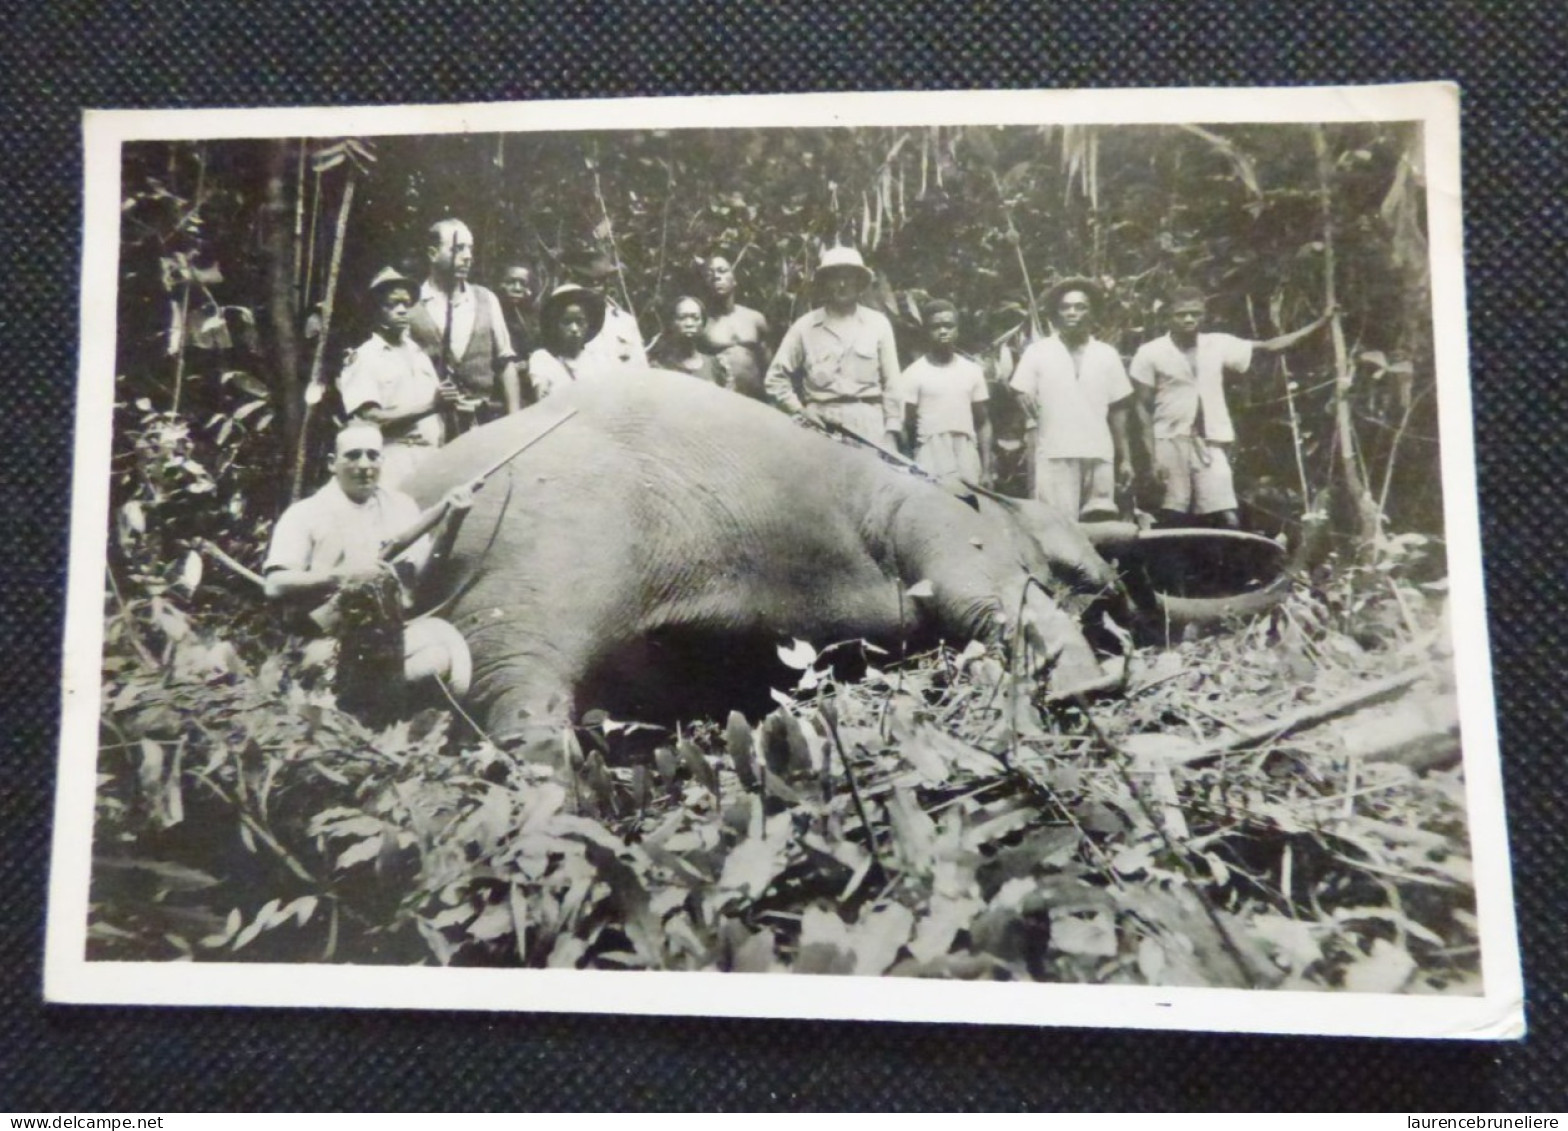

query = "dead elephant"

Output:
[[406, 371, 1124, 746]]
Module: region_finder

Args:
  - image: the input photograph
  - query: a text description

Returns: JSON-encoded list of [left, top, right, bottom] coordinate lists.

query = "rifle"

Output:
[[308, 408, 578, 630]]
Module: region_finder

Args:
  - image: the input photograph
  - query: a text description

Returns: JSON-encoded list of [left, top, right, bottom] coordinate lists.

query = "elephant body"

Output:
[[406, 371, 1118, 743]]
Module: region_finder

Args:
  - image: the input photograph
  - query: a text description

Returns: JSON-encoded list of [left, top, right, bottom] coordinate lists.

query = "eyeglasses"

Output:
[[341, 449, 382, 463]]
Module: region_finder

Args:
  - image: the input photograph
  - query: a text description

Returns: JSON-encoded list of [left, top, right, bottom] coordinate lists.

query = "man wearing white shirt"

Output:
[[1009, 278, 1134, 521], [264, 420, 477, 708], [338, 267, 458, 490]]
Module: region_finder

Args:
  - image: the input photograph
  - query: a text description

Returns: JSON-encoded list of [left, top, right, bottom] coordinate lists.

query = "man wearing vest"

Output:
[[409, 218, 521, 426]]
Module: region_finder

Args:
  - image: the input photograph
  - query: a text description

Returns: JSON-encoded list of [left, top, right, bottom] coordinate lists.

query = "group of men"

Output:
[[264, 217, 1329, 701], [332, 219, 650, 492], [758, 246, 1329, 533]]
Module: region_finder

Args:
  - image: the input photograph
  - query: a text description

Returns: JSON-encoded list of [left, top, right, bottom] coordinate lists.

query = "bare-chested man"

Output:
[[697, 254, 770, 400]]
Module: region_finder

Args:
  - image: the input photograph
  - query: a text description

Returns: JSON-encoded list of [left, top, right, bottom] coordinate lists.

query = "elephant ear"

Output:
[[975, 492, 1118, 599]]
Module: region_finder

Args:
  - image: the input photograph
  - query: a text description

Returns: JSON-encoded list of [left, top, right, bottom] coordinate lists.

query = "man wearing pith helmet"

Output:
[[764, 246, 901, 450]]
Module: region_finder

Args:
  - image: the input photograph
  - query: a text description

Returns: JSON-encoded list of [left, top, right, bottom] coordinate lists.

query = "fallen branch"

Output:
[[195, 538, 265, 590], [1205, 667, 1430, 760], [1360, 725, 1461, 773]]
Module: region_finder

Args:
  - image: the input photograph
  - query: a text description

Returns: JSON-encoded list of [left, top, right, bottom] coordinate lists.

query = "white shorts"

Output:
[[1155, 437, 1237, 515], [915, 431, 982, 485]]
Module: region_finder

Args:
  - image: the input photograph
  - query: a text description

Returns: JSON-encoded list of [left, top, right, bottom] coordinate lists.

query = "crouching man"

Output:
[[264, 419, 476, 725]]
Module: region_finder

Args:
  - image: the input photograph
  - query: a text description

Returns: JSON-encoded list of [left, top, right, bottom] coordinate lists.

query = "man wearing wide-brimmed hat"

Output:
[[764, 246, 901, 449], [566, 249, 648, 373], [527, 283, 610, 399], [1010, 276, 1135, 521], [337, 266, 458, 490]]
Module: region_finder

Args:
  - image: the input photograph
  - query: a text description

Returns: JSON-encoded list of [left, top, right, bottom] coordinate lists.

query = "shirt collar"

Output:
[[320, 478, 390, 509], [809, 304, 862, 327], [420, 278, 471, 305]]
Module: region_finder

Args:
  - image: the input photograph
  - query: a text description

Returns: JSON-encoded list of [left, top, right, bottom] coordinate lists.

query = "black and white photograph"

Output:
[[46, 85, 1522, 1039]]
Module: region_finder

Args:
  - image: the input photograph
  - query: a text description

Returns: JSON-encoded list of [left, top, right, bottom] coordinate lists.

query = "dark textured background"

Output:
[[2, 0, 1562, 1112]]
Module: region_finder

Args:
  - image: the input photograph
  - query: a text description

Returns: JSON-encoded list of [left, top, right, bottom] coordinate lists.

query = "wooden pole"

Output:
[[1313, 126, 1382, 558], [290, 169, 356, 502]]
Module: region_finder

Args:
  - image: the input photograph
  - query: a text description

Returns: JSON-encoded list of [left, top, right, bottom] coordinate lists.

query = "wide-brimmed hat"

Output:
[[1044, 276, 1104, 317], [367, 266, 418, 299], [816, 246, 874, 287], [539, 284, 607, 348]]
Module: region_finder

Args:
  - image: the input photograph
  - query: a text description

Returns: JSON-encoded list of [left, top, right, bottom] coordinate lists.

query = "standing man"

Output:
[[764, 246, 901, 450], [497, 262, 538, 405], [895, 300, 992, 487], [338, 267, 458, 490], [408, 218, 520, 426], [1130, 285, 1331, 529], [696, 253, 771, 400], [568, 250, 648, 372], [1009, 278, 1135, 522]]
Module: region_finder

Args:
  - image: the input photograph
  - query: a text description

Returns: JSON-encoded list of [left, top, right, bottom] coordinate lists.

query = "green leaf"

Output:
[[715, 814, 789, 904], [96, 855, 220, 892], [335, 834, 383, 871], [885, 787, 936, 872], [848, 903, 915, 976], [678, 739, 718, 795], [232, 898, 282, 952], [1342, 938, 1417, 993], [795, 906, 855, 975], [776, 638, 817, 670], [220, 370, 270, 399], [725, 711, 757, 791], [469, 900, 515, 942]]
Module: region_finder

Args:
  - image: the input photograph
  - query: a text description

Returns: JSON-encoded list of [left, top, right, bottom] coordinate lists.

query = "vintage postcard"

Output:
[[47, 83, 1523, 1038]]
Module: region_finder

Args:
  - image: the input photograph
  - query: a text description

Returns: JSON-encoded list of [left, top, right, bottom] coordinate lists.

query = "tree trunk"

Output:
[[262, 140, 302, 519], [1312, 126, 1382, 558]]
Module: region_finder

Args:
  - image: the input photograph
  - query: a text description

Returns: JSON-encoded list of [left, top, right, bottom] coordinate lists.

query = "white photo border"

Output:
[[48, 83, 1524, 1039]]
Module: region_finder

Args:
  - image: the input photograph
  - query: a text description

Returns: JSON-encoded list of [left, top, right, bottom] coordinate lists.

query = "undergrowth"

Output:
[[89, 566, 1474, 993]]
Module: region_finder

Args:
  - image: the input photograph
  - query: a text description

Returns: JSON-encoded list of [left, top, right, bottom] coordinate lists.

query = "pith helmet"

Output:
[[816, 246, 874, 287]]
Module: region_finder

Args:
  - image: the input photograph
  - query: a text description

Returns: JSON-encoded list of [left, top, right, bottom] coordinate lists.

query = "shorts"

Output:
[[1155, 436, 1237, 515], [1035, 457, 1116, 520]]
